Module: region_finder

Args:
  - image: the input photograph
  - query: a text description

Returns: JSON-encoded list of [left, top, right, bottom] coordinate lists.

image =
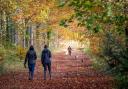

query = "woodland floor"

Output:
[[0, 49, 115, 89]]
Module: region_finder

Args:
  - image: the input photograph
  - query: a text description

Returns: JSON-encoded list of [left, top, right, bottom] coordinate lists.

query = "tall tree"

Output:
[[0, 0, 17, 46]]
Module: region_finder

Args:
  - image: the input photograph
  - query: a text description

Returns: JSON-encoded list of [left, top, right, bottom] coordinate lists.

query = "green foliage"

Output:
[[47, 28, 52, 40], [115, 73, 128, 89], [0, 46, 6, 62], [59, 19, 68, 27], [0, 0, 17, 14], [82, 45, 108, 71], [0, 46, 25, 75], [90, 54, 108, 71], [101, 32, 128, 89], [17, 45, 27, 60], [0, 0, 51, 49], [58, 0, 65, 7], [101, 32, 128, 70], [59, 0, 128, 34]]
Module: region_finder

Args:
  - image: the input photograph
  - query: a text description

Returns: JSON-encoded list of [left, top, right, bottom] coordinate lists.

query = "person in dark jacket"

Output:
[[68, 46, 72, 56], [24, 45, 37, 80], [41, 45, 52, 80]]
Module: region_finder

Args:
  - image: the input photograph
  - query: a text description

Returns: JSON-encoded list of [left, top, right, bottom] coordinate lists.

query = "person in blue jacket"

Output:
[[41, 45, 52, 80], [24, 45, 37, 80]]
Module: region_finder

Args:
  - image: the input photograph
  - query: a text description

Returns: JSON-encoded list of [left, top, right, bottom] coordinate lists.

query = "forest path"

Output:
[[0, 49, 114, 89]]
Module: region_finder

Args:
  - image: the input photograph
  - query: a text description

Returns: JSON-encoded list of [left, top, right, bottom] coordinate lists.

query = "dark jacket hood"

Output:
[[43, 48, 49, 52], [29, 46, 34, 51]]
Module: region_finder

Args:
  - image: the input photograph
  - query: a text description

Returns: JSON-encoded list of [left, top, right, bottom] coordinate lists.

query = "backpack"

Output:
[[42, 49, 51, 63], [28, 51, 36, 64]]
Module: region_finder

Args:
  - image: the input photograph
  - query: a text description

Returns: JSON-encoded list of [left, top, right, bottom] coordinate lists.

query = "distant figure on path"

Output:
[[24, 45, 37, 80], [41, 45, 52, 80], [68, 46, 72, 56]]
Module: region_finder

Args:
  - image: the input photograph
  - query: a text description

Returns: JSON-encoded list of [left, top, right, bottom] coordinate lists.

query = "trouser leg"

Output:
[[31, 64, 35, 79], [28, 64, 32, 80], [68, 51, 71, 56], [48, 63, 51, 79], [28, 64, 35, 80], [29, 71, 31, 79], [43, 64, 47, 80], [44, 71, 46, 80]]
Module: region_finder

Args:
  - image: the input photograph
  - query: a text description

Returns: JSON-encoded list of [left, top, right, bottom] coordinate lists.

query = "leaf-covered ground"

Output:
[[0, 49, 114, 89]]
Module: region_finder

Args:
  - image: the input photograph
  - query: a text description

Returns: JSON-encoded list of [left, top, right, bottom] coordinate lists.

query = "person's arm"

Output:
[[34, 51, 37, 60], [24, 52, 28, 68], [41, 51, 44, 64], [49, 50, 52, 58]]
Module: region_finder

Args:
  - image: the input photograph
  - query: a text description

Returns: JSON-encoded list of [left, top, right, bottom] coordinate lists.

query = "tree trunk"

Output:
[[23, 31, 26, 48], [30, 26, 34, 46], [0, 11, 2, 45], [14, 31, 18, 46], [6, 14, 10, 47], [125, 27, 128, 51]]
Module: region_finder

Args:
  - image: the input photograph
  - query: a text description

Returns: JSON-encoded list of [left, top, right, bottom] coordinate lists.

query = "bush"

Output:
[[0, 46, 6, 62], [115, 73, 128, 89], [17, 45, 27, 60], [101, 32, 128, 70], [0, 45, 25, 75], [101, 32, 128, 89], [82, 46, 108, 72]]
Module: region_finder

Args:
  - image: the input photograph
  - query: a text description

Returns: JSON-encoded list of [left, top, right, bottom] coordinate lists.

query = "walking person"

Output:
[[41, 45, 52, 80], [24, 45, 37, 80], [68, 46, 72, 56]]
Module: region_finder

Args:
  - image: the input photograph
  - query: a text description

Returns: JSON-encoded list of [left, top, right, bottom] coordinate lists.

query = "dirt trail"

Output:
[[0, 49, 114, 89]]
